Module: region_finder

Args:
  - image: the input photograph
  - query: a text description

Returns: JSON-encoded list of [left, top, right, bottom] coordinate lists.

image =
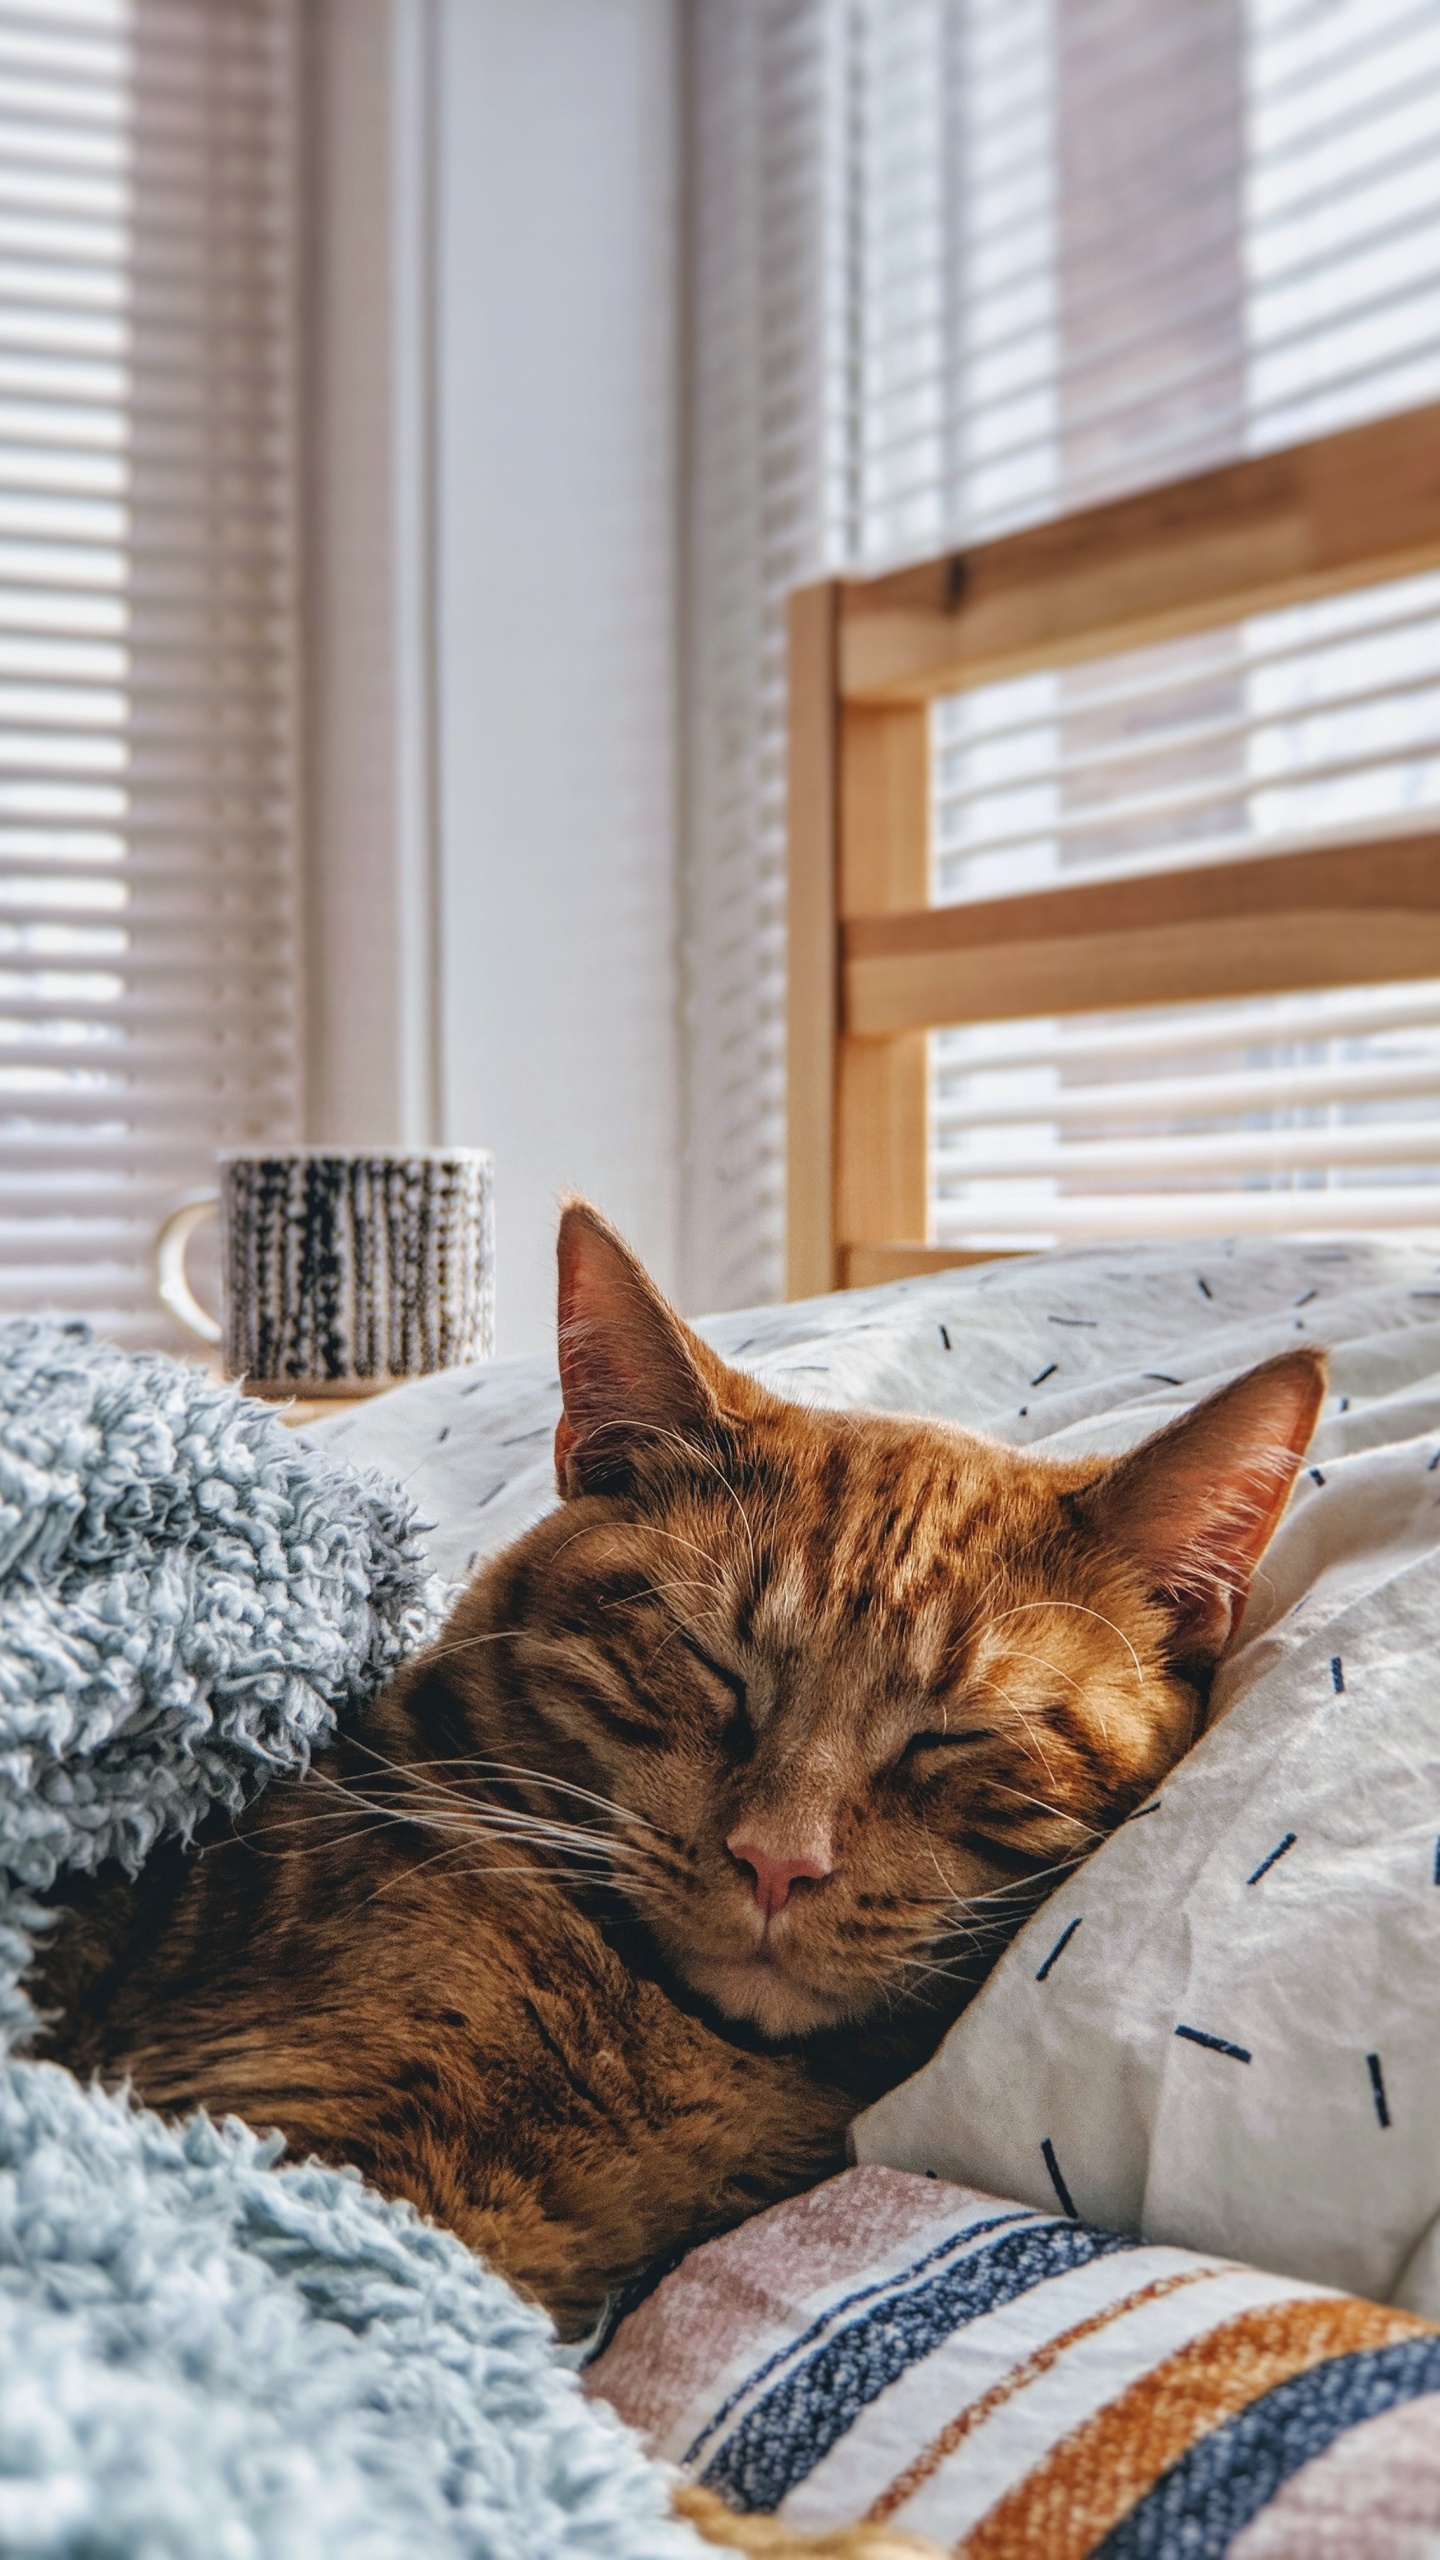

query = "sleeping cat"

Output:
[[37, 1204, 1322, 2536]]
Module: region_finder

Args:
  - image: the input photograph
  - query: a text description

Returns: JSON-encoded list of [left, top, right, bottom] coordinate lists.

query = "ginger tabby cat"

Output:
[[37, 1204, 1323, 2558]]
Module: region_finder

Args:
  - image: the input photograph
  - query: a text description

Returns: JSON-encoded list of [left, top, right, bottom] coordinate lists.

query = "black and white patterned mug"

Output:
[[154, 1148, 494, 1395]]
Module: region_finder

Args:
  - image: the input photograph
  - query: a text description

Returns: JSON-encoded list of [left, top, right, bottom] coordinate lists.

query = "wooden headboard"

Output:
[[786, 401, 1440, 1299]]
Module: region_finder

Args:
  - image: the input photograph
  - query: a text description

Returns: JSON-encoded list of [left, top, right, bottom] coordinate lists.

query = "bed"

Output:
[[315, 1227, 1440, 2557], [7, 1234, 1440, 2554]]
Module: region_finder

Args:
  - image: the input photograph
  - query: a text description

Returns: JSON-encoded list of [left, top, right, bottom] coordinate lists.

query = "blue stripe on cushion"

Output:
[[701, 2218, 1143, 2513], [1094, 2337, 1440, 2558], [683, 2209, 1036, 2472]]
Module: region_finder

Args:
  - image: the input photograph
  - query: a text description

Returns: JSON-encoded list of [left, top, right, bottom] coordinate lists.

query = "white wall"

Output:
[[305, 0, 682, 1355], [304, 0, 441, 1153], [432, 0, 681, 1351]]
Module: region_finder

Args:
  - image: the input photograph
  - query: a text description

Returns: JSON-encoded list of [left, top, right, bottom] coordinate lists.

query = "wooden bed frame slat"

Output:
[[845, 834, 1440, 1036], [787, 402, 1440, 1297], [839, 402, 1440, 708], [841, 1243, 1003, 1288]]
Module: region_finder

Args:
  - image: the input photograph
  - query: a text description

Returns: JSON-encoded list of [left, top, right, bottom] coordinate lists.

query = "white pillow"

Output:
[[855, 1309, 1440, 2318]]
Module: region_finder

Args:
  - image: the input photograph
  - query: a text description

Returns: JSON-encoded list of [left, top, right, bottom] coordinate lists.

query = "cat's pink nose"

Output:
[[727, 1826, 833, 1919]]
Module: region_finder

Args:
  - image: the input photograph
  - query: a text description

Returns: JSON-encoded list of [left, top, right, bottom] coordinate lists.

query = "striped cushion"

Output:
[[586, 2167, 1440, 2556]]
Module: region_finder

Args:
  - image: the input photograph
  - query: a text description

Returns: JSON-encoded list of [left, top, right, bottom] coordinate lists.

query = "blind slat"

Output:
[[936, 1052, 1440, 1133], [931, 1189, 1440, 1242], [936, 1121, 1440, 1186]]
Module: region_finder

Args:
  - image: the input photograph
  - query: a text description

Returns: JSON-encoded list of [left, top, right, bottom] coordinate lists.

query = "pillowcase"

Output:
[[854, 1297, 1440, 2319], [588, 2164, 1440, 2558]]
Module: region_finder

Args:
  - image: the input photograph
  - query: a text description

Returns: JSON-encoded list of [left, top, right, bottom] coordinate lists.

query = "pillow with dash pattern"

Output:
[[854, 1332, 1440, 2321]]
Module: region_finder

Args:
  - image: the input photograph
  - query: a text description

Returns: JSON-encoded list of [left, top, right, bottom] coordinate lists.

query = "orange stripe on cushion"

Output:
[[955, 2295, 1428, 2560], [864, 2270, 1215, 2526]]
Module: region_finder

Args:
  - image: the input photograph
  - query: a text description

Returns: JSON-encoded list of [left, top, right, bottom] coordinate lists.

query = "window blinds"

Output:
[[0, 0, 301, 1349], [926, 0, 1440, 1249], [685, 0, 1440, 1303]]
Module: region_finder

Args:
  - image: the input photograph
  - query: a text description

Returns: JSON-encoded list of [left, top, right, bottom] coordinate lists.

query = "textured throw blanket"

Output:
[[0, 1321, 700, 2560]]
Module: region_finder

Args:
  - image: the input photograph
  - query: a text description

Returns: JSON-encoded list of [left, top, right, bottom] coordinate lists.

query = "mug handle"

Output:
[[154, 1191, 223, 1346]]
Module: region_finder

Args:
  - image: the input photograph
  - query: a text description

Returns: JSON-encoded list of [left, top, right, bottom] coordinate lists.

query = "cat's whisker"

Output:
[[896, 1945, 987, 1981], [982, 1779, 1108, 1842], [640, 1421, 760, 1583], [922, 1830, 959, 1907], [353, 1831, 665, 1899], [410, 1624, 533, 1667], [311, 1773, 590, 1836], [333, 1730, 648, 1853], [219, 1809, 648, 1877], [350, 1831, 512, 1905], [209, 1824, 387, 1863], [906, 1828, 1045, 1976], [915, 1856, 1078, 1910], [598, 1574, 730, 1615], [893, 1956, 968, 1990], [993, 1646, 1086, 1696], [983, 1598, 1146, 1688], [599, 1579, 724, 1612], [466, 1866, 667, 1902], [916, 1896, 1040, 1932], [365, 1750, 668, 1838], [351, 1842, 668, 1913], [303, 1771, 640, 1866], [902, 1853, 1082, 1943], [641, 1524, 731, 1579], [635, 1615, 702, 1683], [1001, 1646, 1115, 1753], [966, 1679, 1062, 1786]]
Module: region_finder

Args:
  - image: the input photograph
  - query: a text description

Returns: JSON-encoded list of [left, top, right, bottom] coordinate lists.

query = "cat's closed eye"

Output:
[[900, 1726, 997, 1762], [677, 1633, 754, 1752]]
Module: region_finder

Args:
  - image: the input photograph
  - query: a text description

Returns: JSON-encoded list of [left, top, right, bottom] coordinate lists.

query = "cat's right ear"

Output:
[[554, 1199, 721, 1497], [1079, 1345, 1326, 1670]]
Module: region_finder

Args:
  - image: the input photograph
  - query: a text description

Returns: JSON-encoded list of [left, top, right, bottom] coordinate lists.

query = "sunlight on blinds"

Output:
[[925, 0, 1440, 1253], [1249, 0, 1440, 449], [687, 0, 1440, 1300], [832, 0, 1440, 568], [932, 571, 1440, 1248], [0, 0, 300, 1348], [934, 574, 1440, 907]]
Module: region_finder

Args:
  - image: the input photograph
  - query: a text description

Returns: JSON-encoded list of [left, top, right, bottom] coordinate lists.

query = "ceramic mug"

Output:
[[154, 1147, 494, 1395]]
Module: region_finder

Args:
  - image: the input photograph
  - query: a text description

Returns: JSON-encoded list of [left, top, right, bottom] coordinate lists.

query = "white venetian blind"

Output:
[[0, 0, 301, 1349], [931, 575, 1440, 1247], [684, 0, 1440, 1301], [926, 0, 1440, 1249]]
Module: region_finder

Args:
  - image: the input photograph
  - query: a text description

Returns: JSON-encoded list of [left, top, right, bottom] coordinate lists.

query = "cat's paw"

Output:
[[672, 2479, 941, 2560]]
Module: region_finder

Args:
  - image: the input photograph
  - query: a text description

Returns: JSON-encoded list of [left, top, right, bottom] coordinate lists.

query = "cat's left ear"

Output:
[[1080, 1346, 1326, 1667], [553, 1198, 725, 1497]]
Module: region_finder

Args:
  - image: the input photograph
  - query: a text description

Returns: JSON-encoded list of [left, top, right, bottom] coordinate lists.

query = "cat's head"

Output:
[[447, 1203, 1323, 2041]]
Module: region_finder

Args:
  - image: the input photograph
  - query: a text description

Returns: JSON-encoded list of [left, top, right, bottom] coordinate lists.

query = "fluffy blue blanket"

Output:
[[0, 1323, 700, 2560]]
